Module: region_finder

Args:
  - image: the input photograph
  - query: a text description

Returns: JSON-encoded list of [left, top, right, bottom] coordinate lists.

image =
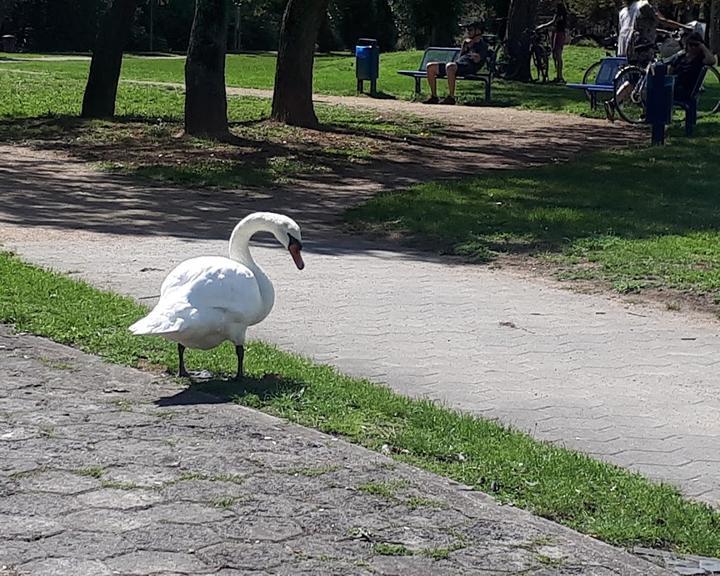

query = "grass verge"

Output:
[[0, 71, 440, 188], [347, 120, 720, 307], [1, 251, 719, 556]]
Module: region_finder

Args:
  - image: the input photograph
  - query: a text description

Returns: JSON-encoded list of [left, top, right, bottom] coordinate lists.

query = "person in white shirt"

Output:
[[617, 0, 684, 66]]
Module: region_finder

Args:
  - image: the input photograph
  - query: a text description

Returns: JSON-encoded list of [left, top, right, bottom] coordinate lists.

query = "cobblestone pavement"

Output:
[[0, 327, 671, 575], [1, 142, 719, 508]]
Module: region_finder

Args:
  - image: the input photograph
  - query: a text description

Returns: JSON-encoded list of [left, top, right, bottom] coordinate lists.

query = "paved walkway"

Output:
[[1, 142, 719, 508], [0, 327, 669, 575]]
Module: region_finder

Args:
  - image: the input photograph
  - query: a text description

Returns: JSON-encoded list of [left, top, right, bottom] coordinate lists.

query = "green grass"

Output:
[[347, 119, 720, 301], [0, 68, 437, 135], [0, 47, 606, 114], [357, 480, 408, 499], [372, 543, 413, 556], [2, 252, 720, 556]]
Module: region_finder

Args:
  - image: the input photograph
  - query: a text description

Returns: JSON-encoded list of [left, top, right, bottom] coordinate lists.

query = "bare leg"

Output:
[[235, 345, 244, 381], [177, 343, 190, 378], [554, 49, 564, 82], [446, 62, 458, 98], [426, 63, 439, 97]]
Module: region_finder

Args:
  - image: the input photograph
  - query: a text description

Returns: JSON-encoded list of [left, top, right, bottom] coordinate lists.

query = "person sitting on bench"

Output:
[[424, 21, 488, 105], [665, 31, 716, 102]]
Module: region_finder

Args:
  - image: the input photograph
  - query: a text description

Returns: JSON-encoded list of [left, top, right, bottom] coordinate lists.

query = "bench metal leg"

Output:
[[651, 123, 665, 145], [415, 77, 421, 94], [685, 103, 697, 137], [484, 79, 491, 103]]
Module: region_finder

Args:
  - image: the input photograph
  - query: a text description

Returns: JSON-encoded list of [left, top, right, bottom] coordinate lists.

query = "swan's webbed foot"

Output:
[[235, 345, 245, 382], [177, 343, 190, 378]]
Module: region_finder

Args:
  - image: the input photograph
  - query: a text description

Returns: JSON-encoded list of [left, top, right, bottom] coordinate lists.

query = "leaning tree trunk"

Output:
[[271, 0, 329, 128], [184, 0, 229, 138], [81, 0, 138, 118], [504, 0, 537, 82], [711, 0, 720, 55]]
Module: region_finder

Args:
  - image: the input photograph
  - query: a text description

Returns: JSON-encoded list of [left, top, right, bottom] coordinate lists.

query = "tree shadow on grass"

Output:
[[154, 372, 302, 407], [0, 108, 647, 263]]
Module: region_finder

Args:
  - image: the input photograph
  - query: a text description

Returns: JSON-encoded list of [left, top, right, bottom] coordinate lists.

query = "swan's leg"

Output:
[[235, 345, 244, 381], [177, 343, 190, 378]]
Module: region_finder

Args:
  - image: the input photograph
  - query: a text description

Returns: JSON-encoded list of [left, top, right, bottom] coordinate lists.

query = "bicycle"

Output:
[[611, 33, 720, 123], [489, 29, 550, 82], [529, 29, 551, 83]]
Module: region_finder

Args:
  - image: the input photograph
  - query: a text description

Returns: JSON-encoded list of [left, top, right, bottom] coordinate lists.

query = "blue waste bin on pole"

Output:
[[645, 63, 675, 145], [356, 38, 379, 95]]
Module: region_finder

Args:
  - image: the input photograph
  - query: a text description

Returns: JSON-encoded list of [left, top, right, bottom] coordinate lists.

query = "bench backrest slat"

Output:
[[419, 47, 460, 70], [595, 57, 628, 86]]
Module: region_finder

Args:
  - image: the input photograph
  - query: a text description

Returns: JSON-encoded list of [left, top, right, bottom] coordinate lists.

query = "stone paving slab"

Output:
[[0, 327, 670, 575]]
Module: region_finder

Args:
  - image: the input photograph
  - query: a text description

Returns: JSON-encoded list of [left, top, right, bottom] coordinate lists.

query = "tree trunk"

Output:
[[711, 0, 720, 55], [184, 0, 229, 138], [81, 0, 138, 118], [505, 0, 537, 82], [271, 0, 329, 128]]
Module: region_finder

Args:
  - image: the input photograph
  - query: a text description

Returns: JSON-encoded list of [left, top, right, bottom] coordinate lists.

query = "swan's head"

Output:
[[278, 218, 304, 271], [232, 212, 305, 270], [246, 212, 304, 270]]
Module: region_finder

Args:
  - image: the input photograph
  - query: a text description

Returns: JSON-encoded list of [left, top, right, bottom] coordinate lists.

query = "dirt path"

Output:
[[3, 80, 641, 241]]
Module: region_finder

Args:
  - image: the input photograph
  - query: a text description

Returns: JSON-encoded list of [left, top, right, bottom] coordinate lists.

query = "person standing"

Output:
[[617, 0, 685, 67]]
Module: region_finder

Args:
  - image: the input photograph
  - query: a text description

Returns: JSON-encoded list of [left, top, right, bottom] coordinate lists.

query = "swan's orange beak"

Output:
[[289, 243, 304, 270]]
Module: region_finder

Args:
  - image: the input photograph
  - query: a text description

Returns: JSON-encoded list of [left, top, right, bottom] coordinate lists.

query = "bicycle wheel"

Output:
[[613, 65, 647, 124], [696, 65, 720, 116], [582, 60, 602, 104], [530, 50, 549, 82]]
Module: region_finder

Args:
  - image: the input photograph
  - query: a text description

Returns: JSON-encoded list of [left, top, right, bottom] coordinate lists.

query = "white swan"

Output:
[[129, 212, 304, 379]]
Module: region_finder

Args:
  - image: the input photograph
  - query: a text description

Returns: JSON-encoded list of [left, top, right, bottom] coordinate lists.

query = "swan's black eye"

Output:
[[288, 234, 303, 250]]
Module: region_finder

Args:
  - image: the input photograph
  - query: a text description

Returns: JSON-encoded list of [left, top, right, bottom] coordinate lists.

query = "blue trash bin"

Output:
[[355, 38, 379, 95], [646, 63, 675, 145]]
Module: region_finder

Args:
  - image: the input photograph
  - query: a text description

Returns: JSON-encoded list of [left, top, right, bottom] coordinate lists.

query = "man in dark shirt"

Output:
[[666, 31, 716, 101], [424, 21, 488, 105]]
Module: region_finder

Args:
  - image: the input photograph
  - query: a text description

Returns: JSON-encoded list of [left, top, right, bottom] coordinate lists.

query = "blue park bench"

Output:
[[566, 56, 628, 110], [568, 56, 710, 136], [397, 47, 496, 103]]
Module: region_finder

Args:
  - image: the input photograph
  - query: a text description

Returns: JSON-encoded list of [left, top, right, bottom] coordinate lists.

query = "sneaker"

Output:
[[603, 100, 615, 123], [423, 96, 439, 104], [440, 96, 456, 105]]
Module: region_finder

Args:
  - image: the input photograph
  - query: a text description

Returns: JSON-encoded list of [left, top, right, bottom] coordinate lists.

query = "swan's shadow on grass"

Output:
[[154, 372, 302, 406]]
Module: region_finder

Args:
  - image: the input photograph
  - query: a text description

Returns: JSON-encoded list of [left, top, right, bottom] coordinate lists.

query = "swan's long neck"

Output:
[[228, 217, 276, 312]]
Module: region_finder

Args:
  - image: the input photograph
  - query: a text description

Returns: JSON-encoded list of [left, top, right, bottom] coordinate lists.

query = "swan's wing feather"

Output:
[[184, 265, 262, 319], [133, 257, 264, 336]]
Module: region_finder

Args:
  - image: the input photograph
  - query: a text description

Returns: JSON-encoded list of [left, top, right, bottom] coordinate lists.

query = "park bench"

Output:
[[397, 47, 496, 103], [566, 56, 627, 110], [674, 65, 709, 136]]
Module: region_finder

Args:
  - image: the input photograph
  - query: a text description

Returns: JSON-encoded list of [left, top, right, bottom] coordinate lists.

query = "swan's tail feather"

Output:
[[129, 312, 184, 335]]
